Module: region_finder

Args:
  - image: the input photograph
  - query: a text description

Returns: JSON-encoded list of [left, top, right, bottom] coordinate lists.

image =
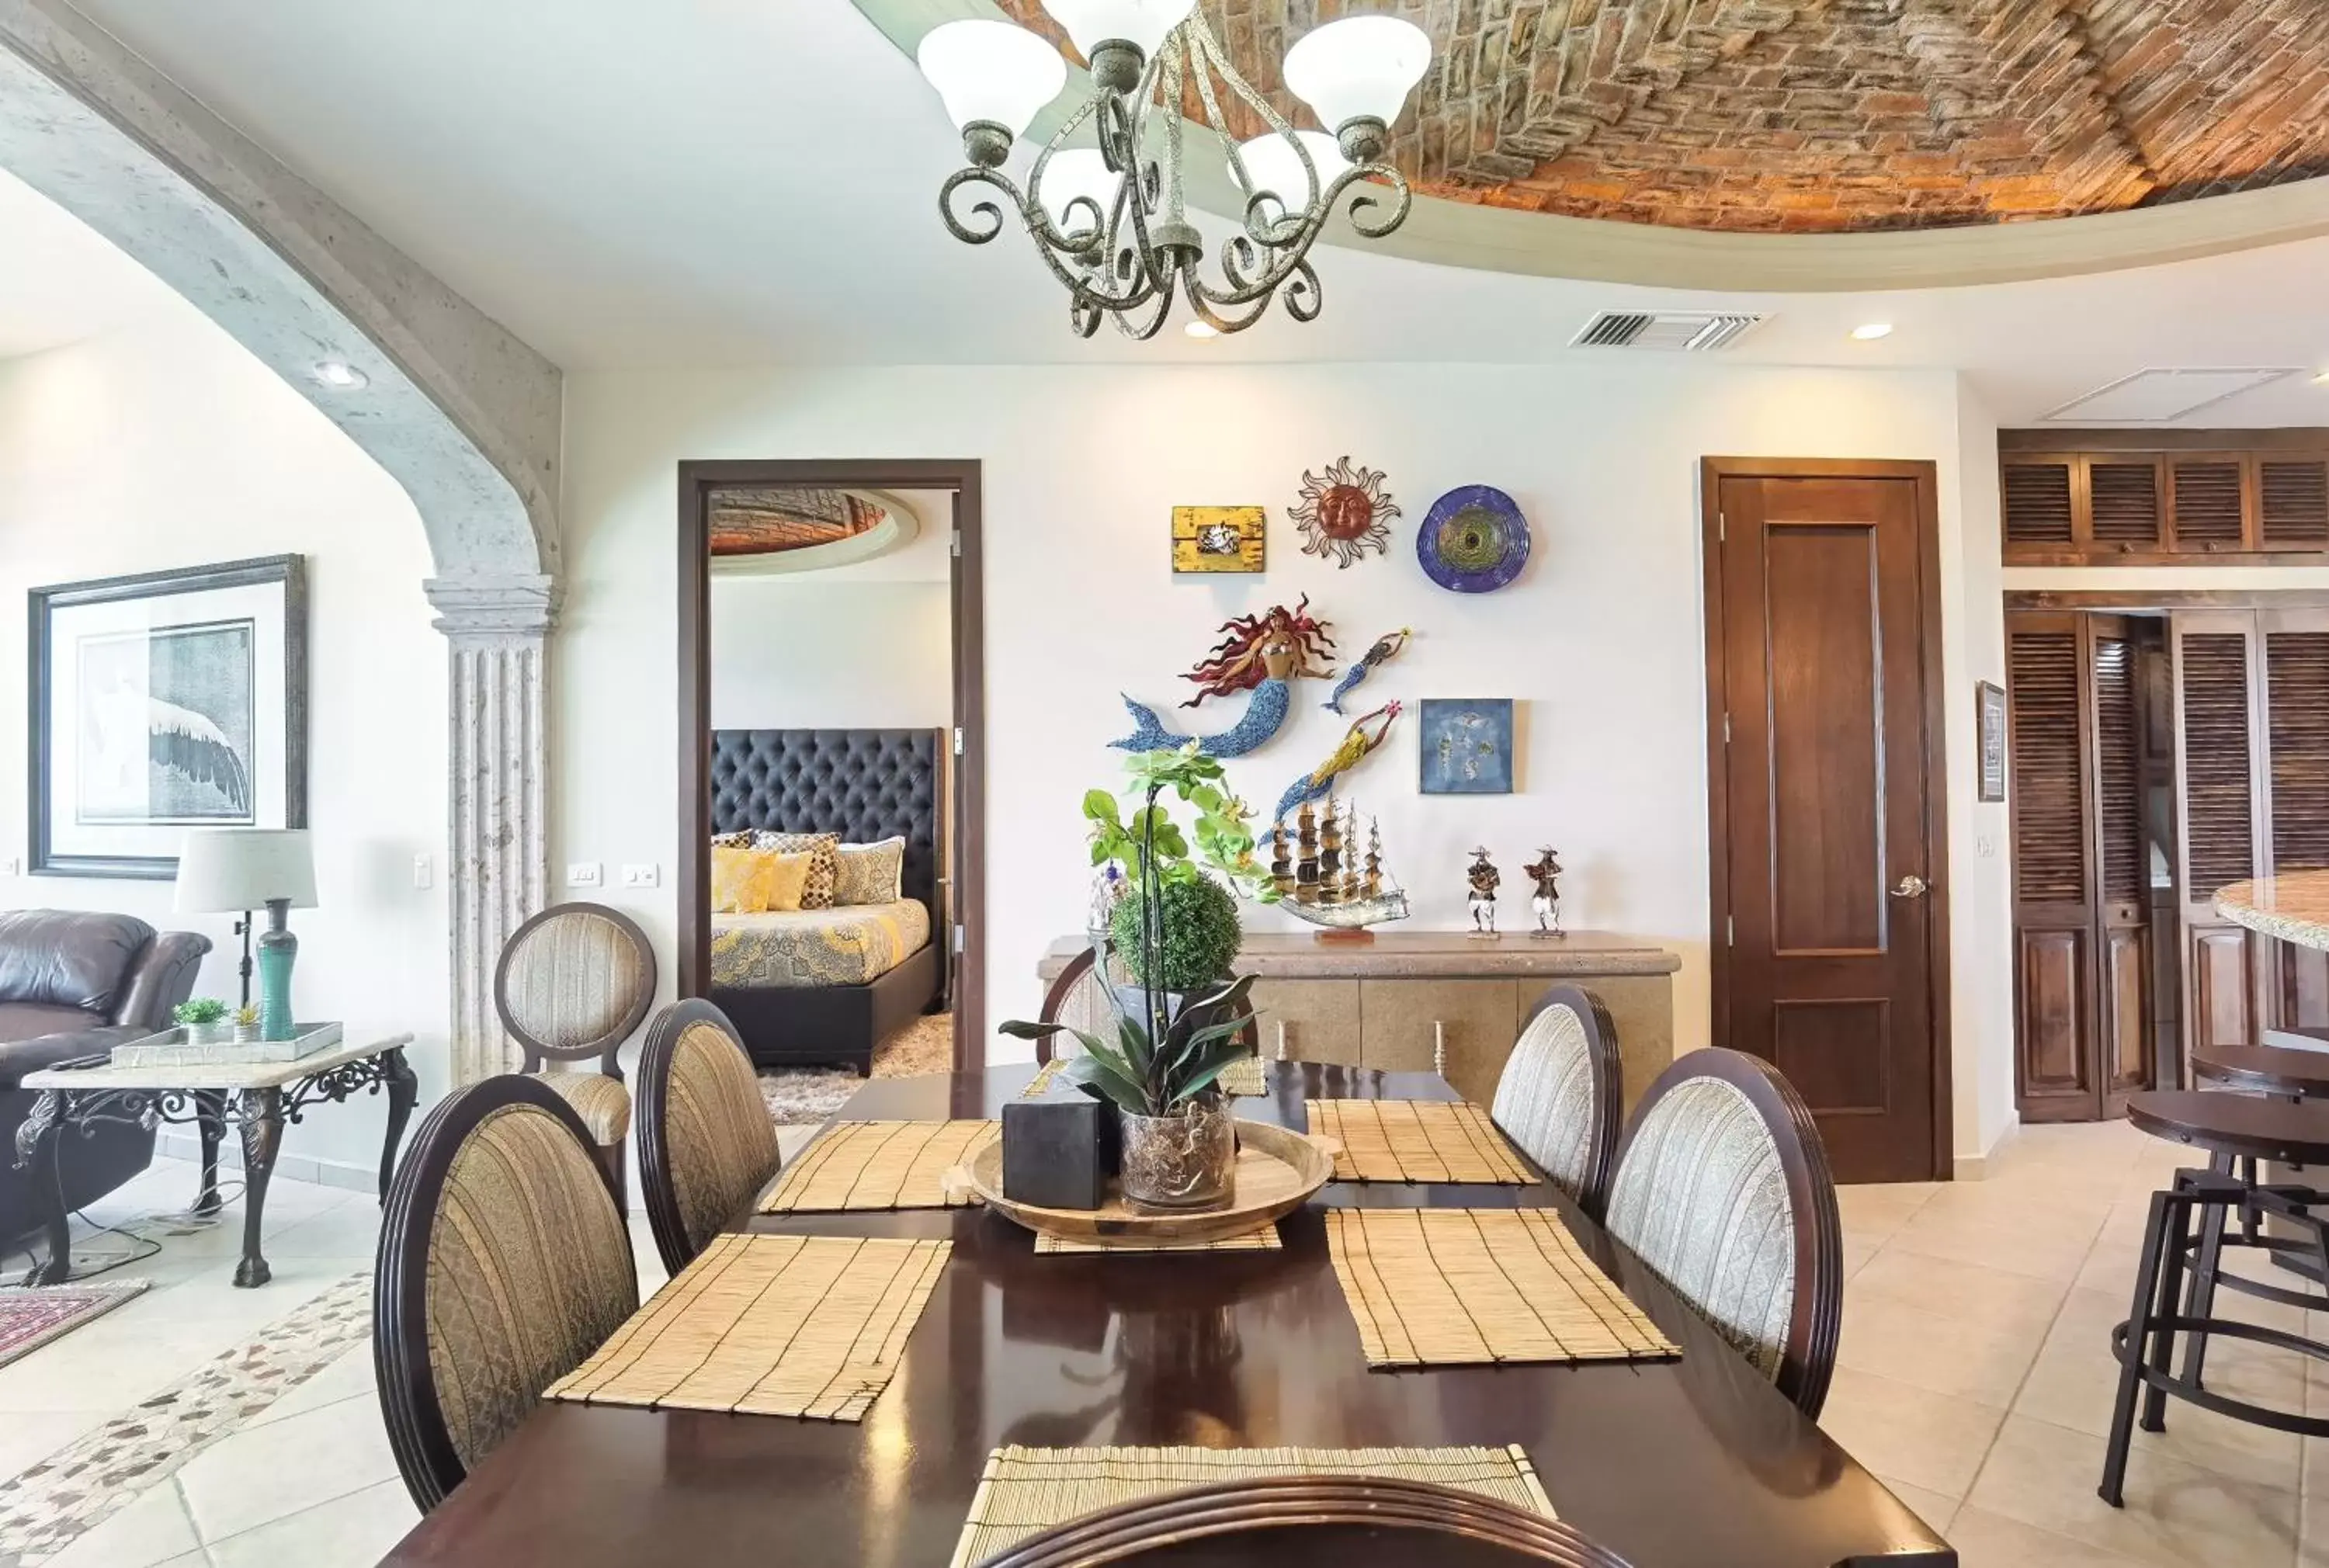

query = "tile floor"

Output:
[[1, 1119, 2312, 1566]]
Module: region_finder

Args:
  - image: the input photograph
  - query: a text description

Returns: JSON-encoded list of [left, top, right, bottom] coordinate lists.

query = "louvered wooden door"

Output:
[[2007, 612, 2151, 1122], [2261, 614, 2329, 1027], [2173, 613, 2265, 1057]]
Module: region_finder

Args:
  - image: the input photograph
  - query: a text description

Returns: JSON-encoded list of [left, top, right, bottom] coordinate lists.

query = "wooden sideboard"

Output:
[[1036, 931, 1682, 1113]]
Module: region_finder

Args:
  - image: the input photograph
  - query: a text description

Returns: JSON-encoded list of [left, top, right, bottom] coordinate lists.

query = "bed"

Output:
[[707, 727, 945, 1072]]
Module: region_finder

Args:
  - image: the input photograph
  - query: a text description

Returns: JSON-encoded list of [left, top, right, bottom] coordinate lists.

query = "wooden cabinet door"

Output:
[[1357, 980, 1517, 1103], [1244, 980, 1361, 1066], [2173, 612, 2265, 1059], [2008, 612, 2099, 1119], [2262, 615, 2329, 1029]]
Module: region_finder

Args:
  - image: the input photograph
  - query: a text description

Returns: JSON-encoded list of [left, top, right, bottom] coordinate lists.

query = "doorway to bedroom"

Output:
[[676, 461, 984, 1123]]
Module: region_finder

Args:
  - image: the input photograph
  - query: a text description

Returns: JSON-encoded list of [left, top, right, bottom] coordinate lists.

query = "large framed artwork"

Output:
[[30, 556, 307, 879]]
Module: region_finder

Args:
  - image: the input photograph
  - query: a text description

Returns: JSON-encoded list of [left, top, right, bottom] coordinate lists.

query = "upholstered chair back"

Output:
[[374, 1076, 639, 1511], [637, 1000, 783, 1277], [1602, 1048, 1843, 1419], [1490, 985, 1623, 1216], [1035, 945, 1115, 1063]]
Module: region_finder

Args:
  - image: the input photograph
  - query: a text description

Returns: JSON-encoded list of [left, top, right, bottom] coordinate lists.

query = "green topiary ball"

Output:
[[1111, 875, 1243, 993]]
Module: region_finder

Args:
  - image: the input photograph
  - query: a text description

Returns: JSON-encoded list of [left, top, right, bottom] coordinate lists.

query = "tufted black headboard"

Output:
[[710, 729, 945, 923]]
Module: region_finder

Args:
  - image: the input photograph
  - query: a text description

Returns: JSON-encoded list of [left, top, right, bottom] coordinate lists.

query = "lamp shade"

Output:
[[1232, 130, 1351, 203], [918, 19, 1067, 137], [175, 829, 318, 914], [1283, 15, 1432, 131], [1040, 0, 1196, 60]]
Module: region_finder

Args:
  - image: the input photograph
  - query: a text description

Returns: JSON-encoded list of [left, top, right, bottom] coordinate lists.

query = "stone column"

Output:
[[427, 574, 556, 1086]]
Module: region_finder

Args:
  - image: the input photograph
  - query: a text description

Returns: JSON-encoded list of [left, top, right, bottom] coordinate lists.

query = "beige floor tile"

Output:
[[177, 1386, 401, 1542], [0, 1407, 103, 1476], [1851, 1244, 2073, 1333], [45, 1476, 201, 1568], [1944, 1504, 2164, 1566], [1890, 1202, 2107, 1284], [1817, 1366, 2008, 1498], [1836, 1292, 2047, 1407], [1837, 1181, 1939, 1244], [204, 1478, 419, 1568], [240, 1341, 376, 1431], [1872, 1473, 1959, 1536]]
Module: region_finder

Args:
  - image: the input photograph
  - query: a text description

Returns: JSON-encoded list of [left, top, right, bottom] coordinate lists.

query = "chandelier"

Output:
[[915, 2, 1432, 339]]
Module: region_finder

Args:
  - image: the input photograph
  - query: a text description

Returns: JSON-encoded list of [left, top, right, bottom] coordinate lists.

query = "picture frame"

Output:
[[30, 555, 308, 879], [1419, 698, 1516, 795], [1171, 505, 1266, 574], [1977, 679, 2007, 803]]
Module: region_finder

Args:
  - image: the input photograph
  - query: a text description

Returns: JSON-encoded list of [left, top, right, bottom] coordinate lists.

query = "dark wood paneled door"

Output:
[[1706, 462, 1949, 1184]]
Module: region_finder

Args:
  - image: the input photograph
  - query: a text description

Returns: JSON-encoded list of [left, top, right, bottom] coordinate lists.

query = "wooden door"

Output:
[[2172, 612, 2264, 1060], [2261, 612, 2329, 1028], [1706, 462, 1948, 1184]]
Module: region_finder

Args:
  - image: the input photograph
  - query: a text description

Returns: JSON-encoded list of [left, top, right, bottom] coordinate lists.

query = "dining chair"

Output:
[[973, 1476, 1636, 1566], [1602, 1047, 1843, 1420], [635, 998, 784, 1277], [373, 1074, 640, 1511], [493, 901, 658, 1209], [1034, 944, 1258, 1062], [1490, 983, 1624, 1217]]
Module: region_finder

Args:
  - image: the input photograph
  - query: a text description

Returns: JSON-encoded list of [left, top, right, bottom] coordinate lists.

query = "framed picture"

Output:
[[1171, 505, 1266, 574], [1977, 679, 2007, 803], [1419, 698, 1515, 795], [30, 556, 307, 879]]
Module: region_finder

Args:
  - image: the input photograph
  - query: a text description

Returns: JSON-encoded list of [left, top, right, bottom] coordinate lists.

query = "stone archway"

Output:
[[2, 0, 564, 1086]]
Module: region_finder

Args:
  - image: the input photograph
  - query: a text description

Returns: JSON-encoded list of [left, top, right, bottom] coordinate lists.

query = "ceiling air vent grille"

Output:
[[1571, 310, 1765, 352]]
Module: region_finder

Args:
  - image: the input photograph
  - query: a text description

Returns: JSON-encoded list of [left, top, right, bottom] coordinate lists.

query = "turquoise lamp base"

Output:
[[256, 900, 299, 1042]]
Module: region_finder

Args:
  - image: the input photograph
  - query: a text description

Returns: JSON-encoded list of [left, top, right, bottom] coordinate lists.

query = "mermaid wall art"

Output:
[[1112, 598, 1337, 758]]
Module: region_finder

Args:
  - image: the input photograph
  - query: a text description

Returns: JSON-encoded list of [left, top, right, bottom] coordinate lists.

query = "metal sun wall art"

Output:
[[1292, 457, 1399, 567], [1112, 598, 1336, 758], [1171, 506, 1266, 574], [1418, 485, 1530, 593], [1419, 699, 1515, 795]]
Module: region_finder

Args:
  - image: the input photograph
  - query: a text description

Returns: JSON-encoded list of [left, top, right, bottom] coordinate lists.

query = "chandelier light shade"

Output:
[[922, 6, 1431, 338]]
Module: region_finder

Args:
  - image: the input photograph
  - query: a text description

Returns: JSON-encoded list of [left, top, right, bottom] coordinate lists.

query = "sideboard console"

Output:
[[1036, 931, 1682, 1113]]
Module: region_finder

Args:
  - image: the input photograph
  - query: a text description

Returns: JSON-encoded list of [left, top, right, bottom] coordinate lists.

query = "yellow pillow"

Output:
[[710, 845, 779, 914], [762, 851, 814, 913]]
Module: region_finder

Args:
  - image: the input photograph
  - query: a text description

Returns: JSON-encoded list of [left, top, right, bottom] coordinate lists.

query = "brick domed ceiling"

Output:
[[1001, 0, 2329, 234]]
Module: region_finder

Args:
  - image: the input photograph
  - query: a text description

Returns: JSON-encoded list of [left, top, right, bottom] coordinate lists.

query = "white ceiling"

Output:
[[0, 164, 178, 359], [29, 0, 2329, 425]]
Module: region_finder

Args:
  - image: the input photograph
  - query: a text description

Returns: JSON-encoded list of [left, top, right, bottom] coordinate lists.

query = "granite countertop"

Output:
[[1038, 930, 1682, 980], [2216, 874, 2329, 951]]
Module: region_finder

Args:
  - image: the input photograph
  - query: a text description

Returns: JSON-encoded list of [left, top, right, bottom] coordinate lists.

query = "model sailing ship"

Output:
[[1269, 799, 1410, 940]]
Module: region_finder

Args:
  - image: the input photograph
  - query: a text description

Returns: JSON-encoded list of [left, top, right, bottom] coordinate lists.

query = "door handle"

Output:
[[1890, 874, 1929, 898]]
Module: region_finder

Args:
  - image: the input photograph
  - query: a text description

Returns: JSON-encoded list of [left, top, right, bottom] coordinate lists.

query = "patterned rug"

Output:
[[758, 1011, 953, 1126], [0, 1271, 370, 1565], [0, 1282, 148, 1372]]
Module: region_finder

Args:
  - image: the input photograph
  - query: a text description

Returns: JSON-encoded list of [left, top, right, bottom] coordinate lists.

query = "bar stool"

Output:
[[2194, 1042, 2329, 1292], [2102, 1089, 2329, 1507]]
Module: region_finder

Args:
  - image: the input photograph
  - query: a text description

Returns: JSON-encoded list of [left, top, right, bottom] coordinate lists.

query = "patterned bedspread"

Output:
[[710, 900, 932, 989]]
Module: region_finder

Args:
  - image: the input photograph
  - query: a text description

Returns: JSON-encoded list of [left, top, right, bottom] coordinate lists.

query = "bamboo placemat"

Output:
[[1022, 1055, 1265, 1098], [755, 1119, 997, 1212], [948, 1443, 1552, 1568], [545, 1232, 949, 1420], [1033, 1226, 1282, 1254], [1306, 1100, 1534, 1184], [1326, 1208, 1679, 1369]]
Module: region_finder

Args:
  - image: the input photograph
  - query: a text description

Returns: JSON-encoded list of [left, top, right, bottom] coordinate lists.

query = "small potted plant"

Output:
[[173, 997, 231, 1045], [231, 1004, 262, 1045], [1003, 746, 1279, 1209]]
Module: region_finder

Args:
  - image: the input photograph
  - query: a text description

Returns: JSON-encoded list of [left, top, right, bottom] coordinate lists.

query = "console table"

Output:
[[15, 1033, 418, 1288], [1038, 932, 1681, 1112]]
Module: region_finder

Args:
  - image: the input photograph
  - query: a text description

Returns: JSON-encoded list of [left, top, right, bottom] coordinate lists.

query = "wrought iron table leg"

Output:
[[234, 1088, 283, 1288], [193, 1090, 225, 1216], [379, 1048, 418, 1203], [16, 1091, 70, 1287]]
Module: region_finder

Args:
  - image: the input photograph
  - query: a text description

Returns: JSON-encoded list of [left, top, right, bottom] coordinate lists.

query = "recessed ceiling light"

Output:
[[1184, 321, 1219, 340], [1850, 323, 1893, 342], [2315, 369, 2329, 385], [311, 359, 369, 390]]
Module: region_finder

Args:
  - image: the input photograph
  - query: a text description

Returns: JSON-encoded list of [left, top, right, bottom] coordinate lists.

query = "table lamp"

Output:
[[175, 829, 317, 1042]]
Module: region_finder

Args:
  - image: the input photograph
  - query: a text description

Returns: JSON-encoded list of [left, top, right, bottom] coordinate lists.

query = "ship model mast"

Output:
[[1272, 796, 1408, 941]]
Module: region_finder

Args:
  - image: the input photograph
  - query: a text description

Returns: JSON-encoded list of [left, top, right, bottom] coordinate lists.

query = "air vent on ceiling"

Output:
[[2040, 367, 2300, 423], [1571, 310, 1765, 352]]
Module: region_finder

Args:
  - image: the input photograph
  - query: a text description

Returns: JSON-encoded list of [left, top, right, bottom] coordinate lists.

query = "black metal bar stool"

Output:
[[2195, 1041, 2329, 1289], [2102, 1089, 2329, 1507]]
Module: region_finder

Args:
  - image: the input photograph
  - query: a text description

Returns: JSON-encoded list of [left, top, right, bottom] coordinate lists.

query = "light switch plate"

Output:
[[567, 862, 603, 888], [411, 853, 435, 890], [0, 857, 18, 877], [621, 863, 660, 889], [1977, 835, 1996, 859]]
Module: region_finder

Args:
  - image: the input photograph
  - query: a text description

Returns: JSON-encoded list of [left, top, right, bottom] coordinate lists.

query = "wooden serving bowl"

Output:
[[964, 1119, 1335, 1244]]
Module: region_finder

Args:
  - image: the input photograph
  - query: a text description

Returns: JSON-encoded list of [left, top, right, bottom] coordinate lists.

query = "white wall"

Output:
[[709, 526, 952, 730], [559, 359, 2006, 1160], [0, 314, 448, 1181]]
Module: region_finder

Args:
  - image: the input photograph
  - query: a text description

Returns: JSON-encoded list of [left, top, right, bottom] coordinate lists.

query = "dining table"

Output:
[[378, 1063, 1954, 1568]]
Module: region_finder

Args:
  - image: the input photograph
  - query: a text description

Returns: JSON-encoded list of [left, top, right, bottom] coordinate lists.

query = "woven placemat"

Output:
[[1326, 1208, 1679, 1369], [1022, 1055, 1265, 1098], [546, 1232, 949, 1421], [949, 1443, 1553, 1568], [1033, 1226, 1283, 1254], [1306, 1100, 1534, 1184], [756, 1119, 998, 1212]]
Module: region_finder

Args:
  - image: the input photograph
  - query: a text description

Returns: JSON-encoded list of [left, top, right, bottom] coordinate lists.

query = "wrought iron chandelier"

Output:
[[915, 2, 1431, 339]]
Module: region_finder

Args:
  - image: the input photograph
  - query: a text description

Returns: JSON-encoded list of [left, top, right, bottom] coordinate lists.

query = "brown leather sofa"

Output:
[[0, 910, 211, 1243]]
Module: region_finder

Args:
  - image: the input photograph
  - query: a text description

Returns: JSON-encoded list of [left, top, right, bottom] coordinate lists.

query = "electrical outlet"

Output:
[[1977, 835, 1996, 859], [621, 863, 660, 890], [0, 856, 17, 878], [567, 862, 603, 888], [411, 852, 435, 890]]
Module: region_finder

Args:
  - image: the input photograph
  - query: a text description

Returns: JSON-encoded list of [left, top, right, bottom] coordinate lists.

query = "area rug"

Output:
[[0, 1282, 148, 1372], [0, 1270, 370, 1565], [758, 1011, 953, 1126]]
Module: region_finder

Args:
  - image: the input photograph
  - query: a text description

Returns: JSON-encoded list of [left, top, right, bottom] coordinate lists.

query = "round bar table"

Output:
[[2216, 870, 2329, 950]]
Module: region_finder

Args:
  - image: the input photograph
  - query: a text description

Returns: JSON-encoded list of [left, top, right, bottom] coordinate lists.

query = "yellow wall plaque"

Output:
[[1171, 506, 1266, 574]]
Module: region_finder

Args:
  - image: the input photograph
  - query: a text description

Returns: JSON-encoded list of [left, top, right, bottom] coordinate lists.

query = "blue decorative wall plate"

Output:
[[1418, 485, 1530, 593]]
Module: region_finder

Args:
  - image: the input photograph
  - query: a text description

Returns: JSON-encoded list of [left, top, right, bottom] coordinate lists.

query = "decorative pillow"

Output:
[[710, 846, 779, 915], [706, 832, 838, 907], [833, 837, 906, 906], [762, 852, 815, 913]]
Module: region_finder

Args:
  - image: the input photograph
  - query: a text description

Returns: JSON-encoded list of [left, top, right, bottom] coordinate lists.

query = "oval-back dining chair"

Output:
[[494, 901, 658, 1209], [1490, 983, 1625, 1217], [1034, 945, 1258, 1063], [1601, 1048, 1844, 1420], [974, 1476, 1636, 1567], [635, 998, 784, 1277], [374, 1074, 640, 1511]]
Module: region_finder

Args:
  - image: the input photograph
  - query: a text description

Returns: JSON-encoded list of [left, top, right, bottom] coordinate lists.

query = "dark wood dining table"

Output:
[[380, 1063, 1953, 1568]]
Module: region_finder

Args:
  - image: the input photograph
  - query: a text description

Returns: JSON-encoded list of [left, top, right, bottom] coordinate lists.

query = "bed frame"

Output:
[[707, 727, 946, 1073]]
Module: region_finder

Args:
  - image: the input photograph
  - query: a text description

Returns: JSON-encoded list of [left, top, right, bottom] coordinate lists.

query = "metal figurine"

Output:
[[1112, 598, 1335, 758], [1466, 847, 1501, 938], [1323, 627, 1411, 713], [1523, 847, 1565, 939]]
